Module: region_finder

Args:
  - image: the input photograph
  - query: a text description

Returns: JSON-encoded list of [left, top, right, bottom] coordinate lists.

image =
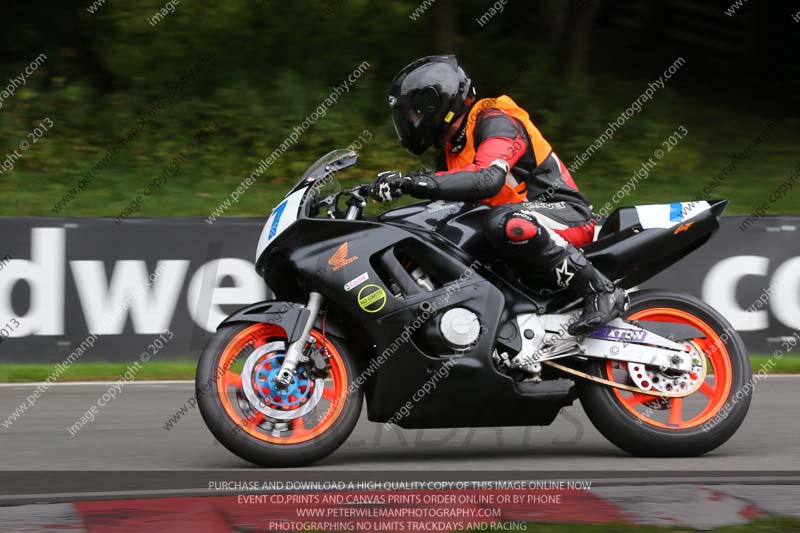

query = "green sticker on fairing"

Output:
[[357, 284, 386, 313]]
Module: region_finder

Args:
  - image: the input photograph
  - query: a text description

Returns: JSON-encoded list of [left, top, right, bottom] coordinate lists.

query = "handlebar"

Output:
[[343, 184, 370, 220], [348, 184, 371, 202], [318, 183, 394, 221]]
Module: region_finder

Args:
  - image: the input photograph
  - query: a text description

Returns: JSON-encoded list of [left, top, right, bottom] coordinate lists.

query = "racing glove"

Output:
[[371, 171, 441, 202], [369, 171, 407, 202]]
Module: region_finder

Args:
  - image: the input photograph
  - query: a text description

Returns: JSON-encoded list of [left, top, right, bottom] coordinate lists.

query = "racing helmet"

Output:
[[388, 55, 476, 155]]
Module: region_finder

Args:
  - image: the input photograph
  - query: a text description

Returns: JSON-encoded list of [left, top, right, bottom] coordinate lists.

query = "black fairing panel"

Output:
[[218, 301, 310, 343], [250, 197, 727, 429], [259, 216, 572, 428], [363, 278, 572, 428], [376, 200, 728, 292], [261, 217, 497, 338], [435, 206, 495, 259], [583, 201, 726, 288], [379, 201, 493, 260]]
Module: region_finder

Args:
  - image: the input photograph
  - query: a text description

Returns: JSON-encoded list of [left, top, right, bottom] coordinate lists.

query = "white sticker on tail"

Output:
[[635, 201, 710, 229]]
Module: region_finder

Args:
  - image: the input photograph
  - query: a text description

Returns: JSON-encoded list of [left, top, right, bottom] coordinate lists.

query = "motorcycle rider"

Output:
[[370, 55, 626, 336]]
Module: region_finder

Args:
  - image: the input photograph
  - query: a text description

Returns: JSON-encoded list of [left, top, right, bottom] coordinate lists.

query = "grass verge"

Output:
[[0, 355, 797, 383], [0, 361, 197, 383], [750, 354, 800, 374]]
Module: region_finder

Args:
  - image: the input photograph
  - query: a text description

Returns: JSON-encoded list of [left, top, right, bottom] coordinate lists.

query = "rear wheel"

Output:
[[578, 290, 752, 457], [196, 322, 362, 467]]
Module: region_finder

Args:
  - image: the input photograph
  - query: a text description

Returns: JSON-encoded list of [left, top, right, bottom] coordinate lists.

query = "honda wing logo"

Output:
[[328, 242, 359, 272]]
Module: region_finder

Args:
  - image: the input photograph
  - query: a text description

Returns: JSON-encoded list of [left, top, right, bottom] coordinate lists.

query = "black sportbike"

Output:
[[196, 149, 752, 467]]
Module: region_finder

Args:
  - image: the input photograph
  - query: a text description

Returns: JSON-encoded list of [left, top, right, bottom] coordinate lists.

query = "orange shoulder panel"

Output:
[[444, 96, 551, 206]]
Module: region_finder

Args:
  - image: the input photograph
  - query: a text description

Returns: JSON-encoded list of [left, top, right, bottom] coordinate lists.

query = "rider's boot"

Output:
[[548, 244, 628, 336], [489, 206, 627, 337]]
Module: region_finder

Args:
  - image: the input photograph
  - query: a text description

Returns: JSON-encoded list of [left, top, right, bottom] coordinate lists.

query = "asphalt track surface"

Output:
[[0, 376, 798, 498]]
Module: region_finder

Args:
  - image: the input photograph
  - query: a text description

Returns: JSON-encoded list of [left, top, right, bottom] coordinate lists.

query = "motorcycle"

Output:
[[196, 148, 752, 467]]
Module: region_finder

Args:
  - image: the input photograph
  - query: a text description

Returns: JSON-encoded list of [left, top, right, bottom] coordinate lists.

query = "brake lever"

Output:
[[349, 184, 371, 204]]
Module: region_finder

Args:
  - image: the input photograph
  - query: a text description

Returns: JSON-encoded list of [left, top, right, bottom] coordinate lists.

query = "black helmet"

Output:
[[389, 55, 475, 155]]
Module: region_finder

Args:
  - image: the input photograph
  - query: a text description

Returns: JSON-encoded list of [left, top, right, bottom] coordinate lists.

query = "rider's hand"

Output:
[[370, 171, 407, 202]]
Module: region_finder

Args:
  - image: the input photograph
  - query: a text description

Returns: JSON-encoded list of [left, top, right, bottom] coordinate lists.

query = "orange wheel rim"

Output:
[[215, 323, 348, 444], [606, 308, 733, 430]]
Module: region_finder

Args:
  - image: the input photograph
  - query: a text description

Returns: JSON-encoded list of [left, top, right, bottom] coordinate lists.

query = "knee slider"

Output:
[[505, 216, 538, 242], [503, 212, 545, 245]]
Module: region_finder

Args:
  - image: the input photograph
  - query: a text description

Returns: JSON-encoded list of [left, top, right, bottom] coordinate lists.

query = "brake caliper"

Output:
[[305, 339, 331, 379]]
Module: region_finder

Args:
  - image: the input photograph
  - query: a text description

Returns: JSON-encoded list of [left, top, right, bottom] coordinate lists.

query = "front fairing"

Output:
[[255, 150, 358, 264]]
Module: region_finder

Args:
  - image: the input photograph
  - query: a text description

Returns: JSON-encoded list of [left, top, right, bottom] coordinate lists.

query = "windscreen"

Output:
[[294, 149, 358, 189], [256, 149, 358, 261]]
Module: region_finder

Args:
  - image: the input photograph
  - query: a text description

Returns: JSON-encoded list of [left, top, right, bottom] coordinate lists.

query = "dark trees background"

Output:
[[0, 0, 797, 215]]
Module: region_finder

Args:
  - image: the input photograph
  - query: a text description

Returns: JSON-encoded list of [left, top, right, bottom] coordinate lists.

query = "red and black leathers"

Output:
[[398, 95, 626, 335], [402, 96, 596, 247]]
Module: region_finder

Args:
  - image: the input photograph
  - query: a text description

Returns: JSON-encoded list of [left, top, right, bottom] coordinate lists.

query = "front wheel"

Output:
[[196, 322, 362, 467], [578, 289, 752, 457]]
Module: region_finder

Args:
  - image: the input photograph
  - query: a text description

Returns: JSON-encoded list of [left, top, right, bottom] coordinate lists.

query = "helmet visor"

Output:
[[391, 87, 441, 155]]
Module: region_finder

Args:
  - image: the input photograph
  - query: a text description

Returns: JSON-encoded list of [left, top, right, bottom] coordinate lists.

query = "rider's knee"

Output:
[[486, 208, 549, 251]]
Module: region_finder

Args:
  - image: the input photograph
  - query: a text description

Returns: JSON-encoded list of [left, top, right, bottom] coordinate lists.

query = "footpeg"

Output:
[[509, 354, 543, 382]]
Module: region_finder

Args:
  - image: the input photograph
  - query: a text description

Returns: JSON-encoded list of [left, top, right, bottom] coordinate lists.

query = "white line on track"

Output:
[[0, 380, 193, 387], [1, 375, 800, 387]]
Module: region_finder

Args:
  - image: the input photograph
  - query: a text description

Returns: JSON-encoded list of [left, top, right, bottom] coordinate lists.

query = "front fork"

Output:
[[275, 292, 325, 388]]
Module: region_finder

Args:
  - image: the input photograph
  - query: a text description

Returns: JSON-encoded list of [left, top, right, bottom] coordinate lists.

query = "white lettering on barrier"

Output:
[[702, 256, 769, 331], [186, 258, 266, 331], [702, 254, 800, 332], [71, 259, 189, 334], [0, 227, 265, 337], [771, 257, 800, 329], [3, 228, 800, 342], [0, 228, 65, 335]]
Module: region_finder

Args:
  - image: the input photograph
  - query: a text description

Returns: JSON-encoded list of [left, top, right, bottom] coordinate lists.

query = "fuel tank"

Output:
[[378, 201, 491, 258]]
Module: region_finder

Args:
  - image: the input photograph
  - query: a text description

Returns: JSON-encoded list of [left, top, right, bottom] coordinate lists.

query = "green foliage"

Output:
[[0, 0, 797, 216]]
